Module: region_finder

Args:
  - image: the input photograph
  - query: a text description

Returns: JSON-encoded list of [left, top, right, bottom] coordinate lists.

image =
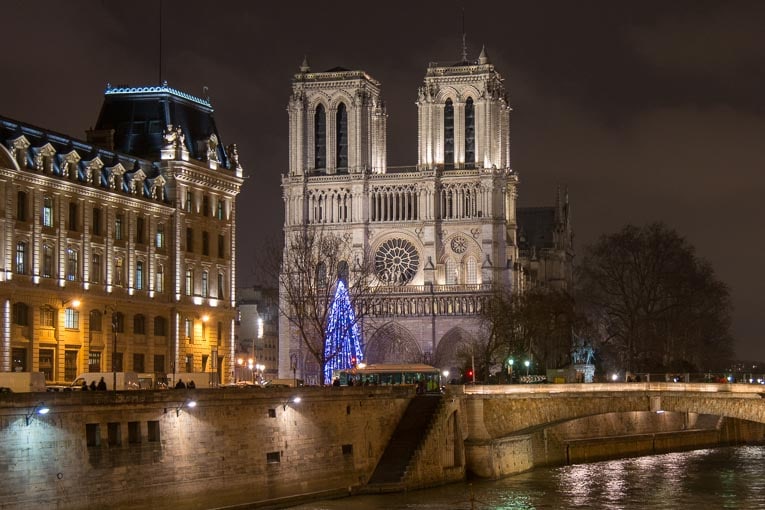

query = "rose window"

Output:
[[375, 238, 419, 285], [450, 236, 467, 254]]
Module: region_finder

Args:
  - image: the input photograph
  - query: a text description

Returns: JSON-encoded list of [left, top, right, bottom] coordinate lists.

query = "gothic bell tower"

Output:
[[416, 47, 511, 171], [287, 58, 387, 176]]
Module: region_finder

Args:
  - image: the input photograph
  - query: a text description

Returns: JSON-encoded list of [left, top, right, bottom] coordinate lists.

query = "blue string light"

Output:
[[323, 280, 364, 385]]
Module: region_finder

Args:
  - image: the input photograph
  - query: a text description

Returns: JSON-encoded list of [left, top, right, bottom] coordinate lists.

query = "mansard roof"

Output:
[[0, 115, 169, 202], [91, 83, 229, 166]]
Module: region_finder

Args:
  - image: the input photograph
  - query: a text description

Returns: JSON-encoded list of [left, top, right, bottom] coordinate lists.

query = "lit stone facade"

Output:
[[0, 84, 243, 385], [280, 51, 541, 383]]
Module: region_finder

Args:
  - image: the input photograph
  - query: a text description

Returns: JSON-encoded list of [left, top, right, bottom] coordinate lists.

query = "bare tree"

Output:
[[278, 227, 378, 385], [577, 222, 733, 373]]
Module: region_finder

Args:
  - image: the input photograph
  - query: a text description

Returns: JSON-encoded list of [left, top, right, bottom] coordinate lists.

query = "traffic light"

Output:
[[467, 369, 473, 379], [351, 357, 357, 367]]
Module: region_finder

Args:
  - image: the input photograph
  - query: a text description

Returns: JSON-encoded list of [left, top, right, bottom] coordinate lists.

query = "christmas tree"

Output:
[[323, 280, 364, 384]]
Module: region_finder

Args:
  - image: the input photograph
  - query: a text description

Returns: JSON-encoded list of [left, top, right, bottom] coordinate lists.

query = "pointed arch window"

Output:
[[465, 97, 475, 168], [444, 99, 454, 169], [336, 102, 348, 170], [466, 256, 477, 284], [445, 258, 457, 285], [314, 104, 326, 170]]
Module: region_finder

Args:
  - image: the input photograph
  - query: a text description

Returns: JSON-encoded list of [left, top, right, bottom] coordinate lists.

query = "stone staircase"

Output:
[[364, 394, 443, 490]]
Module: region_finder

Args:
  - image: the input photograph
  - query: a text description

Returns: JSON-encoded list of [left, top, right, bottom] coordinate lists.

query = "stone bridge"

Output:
[[454, 383, 765, 477]]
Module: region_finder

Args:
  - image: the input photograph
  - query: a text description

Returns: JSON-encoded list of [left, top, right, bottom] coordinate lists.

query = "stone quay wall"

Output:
[[0, 387, 413, 510]]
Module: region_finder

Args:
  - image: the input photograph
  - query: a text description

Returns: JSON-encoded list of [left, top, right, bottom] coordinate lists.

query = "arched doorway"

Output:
[[434, 327, 477, 381], [364, 322, 422, 364]]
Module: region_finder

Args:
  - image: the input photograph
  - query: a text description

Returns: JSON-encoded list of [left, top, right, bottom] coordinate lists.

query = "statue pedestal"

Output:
[[573, 363, 595, 383]]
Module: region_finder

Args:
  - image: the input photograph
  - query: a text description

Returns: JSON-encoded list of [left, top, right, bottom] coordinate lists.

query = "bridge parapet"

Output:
[[456, 383, 765, 440]]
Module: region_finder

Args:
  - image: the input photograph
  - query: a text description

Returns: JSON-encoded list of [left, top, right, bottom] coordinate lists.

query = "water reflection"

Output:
[[287, 446, 765, 509]]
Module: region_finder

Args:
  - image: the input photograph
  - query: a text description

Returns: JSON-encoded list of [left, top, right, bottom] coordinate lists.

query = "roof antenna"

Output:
[[158, 0, 163, 85], [461, 8, 467, 63]]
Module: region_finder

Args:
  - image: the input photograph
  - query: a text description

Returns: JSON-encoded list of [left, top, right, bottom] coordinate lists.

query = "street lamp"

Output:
[[524, 360, 530, 376]]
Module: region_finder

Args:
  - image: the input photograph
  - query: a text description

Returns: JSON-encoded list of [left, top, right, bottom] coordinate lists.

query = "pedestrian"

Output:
[[97, 377, 107, 391], [81, 381, 88, 391], [187, 380, 196, 389], [89, 380, 97, 391], [175, 378, 186, 389], [332, 378, 340, 387]]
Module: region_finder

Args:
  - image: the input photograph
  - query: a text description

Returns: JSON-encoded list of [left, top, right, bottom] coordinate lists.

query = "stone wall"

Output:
[[0, 386, 413, 510]]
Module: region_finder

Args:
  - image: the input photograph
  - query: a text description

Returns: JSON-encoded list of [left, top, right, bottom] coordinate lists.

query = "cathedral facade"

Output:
[[280, 51, 572, 383]]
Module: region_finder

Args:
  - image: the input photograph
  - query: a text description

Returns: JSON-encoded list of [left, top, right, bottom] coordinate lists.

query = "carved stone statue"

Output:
[[226, 143, 241, 169]]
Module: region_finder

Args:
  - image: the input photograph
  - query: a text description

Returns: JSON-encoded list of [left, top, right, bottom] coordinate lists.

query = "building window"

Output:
[[217, 272, 225, 300], [108, 422, 121, 447], [114, 257, 124, 286], [466, 256, 477, 284], [66, 248, 78, 281], [15, 241, 27, 274], [216, 200, 224, 220], [342, 444, 353, 455], [128, 421, 141, 444], [156, 223, 164, 248], [266, 452, 280, 464], [147, 421, 160, 442], [336, 102, 348, 169], [68, 202, 78, 232], [90, 310, 102, 332], [202, 231, 209, 256], [65, 350, 78, 381], [88, 351, 101, 372], [444, 99, 454, 169], [115, 214, 124, 240], [314, 104, 326, 169], [42, 196, 53, 227], [465, 97, 475, 167], [86, 423, 101, 447], [203, 195, 210, 216], [156, 264, 164, 293], [136, 261, 144, 290], [41, 307, 55, 328], [92, 253, 101, 284], [134, 314, 146, 335], [39, 349, 54, 381], [201, 271, 209, 297], [217, 321, 222, 345], [12, 302, 29, 326], [185, 353, 193, 372], [17, 191, 27, 221], [64, 308, 80, 329], [218, 234, 225, 258], [136, 217, 145, 244], [184, 319, 192, 340], [445, 258, 457, 285], [153, 354, 165, 373], [186, 227, 193, 252], [92, 207, 102, 236], [185, 269, 193, 296], [185, 191, 192, 212], [113, 352, 123, 372], [42, 244, 54, 278], [133, 353, 145, 373], [153, 316, 167, 336]]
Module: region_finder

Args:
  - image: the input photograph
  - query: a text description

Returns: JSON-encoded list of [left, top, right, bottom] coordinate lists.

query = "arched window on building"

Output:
[[444, 99, 454, 169], [336, 102, 348, 170], [445, 258, 458, 285], [316, 262, 327, 287], [314, 104, 326, 170], [338, 260, 349, 283], [466, 256, 478, 284], [465, 97, 475, 168]]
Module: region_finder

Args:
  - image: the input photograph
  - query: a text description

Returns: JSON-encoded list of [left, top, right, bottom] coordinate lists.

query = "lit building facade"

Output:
[[280, 50, 571, 383], [235, 286, 279, 382], [0, 84, 243, 386]]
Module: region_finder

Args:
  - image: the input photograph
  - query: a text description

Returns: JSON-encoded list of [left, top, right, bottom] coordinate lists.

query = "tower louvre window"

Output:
[[444, 99, 454, 169], [314, 104, 326, 170], [336, 102, 348, 170], [465, 97, 475, 167]]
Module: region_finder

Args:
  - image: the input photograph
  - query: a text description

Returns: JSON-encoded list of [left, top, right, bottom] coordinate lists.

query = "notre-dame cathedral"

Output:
[[279, 48, 573, 383]]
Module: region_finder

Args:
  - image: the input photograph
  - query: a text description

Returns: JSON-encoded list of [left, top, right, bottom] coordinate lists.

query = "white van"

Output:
[[71, 372, 140, 391], [0, 372, 46, 392]]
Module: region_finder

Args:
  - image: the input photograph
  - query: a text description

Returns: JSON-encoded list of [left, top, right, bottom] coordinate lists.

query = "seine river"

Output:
[[288, 446, 765, 509]]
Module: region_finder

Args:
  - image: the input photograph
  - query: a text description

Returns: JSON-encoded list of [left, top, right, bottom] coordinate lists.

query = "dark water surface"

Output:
[[288, 446, 765, 509]]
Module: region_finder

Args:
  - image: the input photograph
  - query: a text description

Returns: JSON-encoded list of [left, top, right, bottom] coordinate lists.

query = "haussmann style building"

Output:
[[0, 83, 244, 388]]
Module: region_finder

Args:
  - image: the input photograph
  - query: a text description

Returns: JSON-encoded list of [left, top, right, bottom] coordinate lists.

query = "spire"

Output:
[[461, 8, 468, 63], [299, 56, 310, 73], [478, 45, 489, 64]]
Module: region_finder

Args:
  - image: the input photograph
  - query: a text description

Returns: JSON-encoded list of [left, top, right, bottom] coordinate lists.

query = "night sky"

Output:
[[2, 1, 763, 361]]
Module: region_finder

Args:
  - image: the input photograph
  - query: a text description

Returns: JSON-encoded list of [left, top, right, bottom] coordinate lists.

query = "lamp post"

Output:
[[524, 359, 530, 377], [290, 353, 298, 388], [508, 358, 514, 383], [104, 305, 118, 392]]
